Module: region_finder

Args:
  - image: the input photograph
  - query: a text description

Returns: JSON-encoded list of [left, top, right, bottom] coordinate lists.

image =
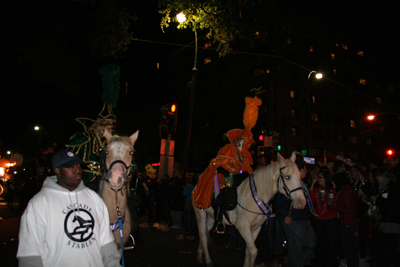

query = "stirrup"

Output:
[[124, 234, 135, 250], [216, 222, 225, 234]]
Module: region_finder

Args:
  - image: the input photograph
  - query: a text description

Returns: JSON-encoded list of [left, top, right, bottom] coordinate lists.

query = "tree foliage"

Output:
[[158, 0, 271, 57]]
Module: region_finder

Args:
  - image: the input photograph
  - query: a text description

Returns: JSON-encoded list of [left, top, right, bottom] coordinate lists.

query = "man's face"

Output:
[[236, 138, 244, 151], [350, 167, 359, 179], [55, 163, 82, 191]]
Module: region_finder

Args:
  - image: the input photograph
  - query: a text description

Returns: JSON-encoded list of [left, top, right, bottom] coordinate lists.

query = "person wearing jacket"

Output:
[[17, 150, 121, 267], [327, 172, 359, 267]]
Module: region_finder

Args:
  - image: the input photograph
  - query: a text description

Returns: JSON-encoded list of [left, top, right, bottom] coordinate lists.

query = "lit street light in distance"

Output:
[[367, 115, 375, 121], [176, 12, 186, 23], [34, 126, 40, 131], [366, 113, 400, 124]]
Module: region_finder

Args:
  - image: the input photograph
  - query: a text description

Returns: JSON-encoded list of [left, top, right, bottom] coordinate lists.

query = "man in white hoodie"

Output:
[[17, 150, 121, 267]]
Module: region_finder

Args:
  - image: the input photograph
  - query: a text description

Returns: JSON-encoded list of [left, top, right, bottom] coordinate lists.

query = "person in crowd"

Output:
[[6, 177, 16, 207], [310, 170, 339, 267], [357, 168, 379, 265], [159, 174, 173, 225], [257, 155, 267, 169], [370, 168, 400, 266], [333, 161, 347, 174], [275, 152, 316, 267], [350, 165, 365, 189], [17, 150, 121, 267], [170, 174, 185, 229], [144, 164, 157, 223], [183, 174, 198, 239], [327, 172, 359, 267]]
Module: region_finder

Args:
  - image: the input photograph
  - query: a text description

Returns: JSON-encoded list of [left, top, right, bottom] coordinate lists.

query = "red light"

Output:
[[259, 135, 264, 141], [170, 104, 176, 113], [387, 149, 394, 156]]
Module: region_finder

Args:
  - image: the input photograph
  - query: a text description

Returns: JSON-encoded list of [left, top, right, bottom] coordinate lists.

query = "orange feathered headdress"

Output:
[[243, 96, 262, 129]]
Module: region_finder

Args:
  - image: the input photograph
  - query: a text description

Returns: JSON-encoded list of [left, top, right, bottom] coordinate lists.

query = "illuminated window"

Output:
[[377, 97, 382, 104], [359, 78, 367, 85], [342, 43, 348, 50], [291, 127, 298, 136], [187, 81, 192, 88], [349, 136, 358, 144], [291, 109, 296, 117], [333, 69, 337, 75], [309, 45, 314, 52], [290, 90, 296, 98], [358, 50, 364, 56], [350, 120, 355, 128], [204, 41, 212, 49], [311, 112, 318, 121], [331, 53, 336, 59], [312, 95, 316, 103], [266, 68, 271, 74], [204, 57, 211, 64], [366, 138, 372, 145], [287, 38, 291, 44]]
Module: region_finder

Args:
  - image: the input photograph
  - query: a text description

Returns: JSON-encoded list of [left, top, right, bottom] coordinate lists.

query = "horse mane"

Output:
[[252, 162, 280, 201]]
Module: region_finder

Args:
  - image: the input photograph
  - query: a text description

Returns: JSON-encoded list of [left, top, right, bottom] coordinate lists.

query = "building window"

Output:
[[187, 81, 192, 88], [342, 43, 348, 50], [204, 41, 212, 48], [309, 45, 314, 52], [292, 127, 299, 136], [333, 69, 337, 75], [331, 53, 336, 59], [266, 68, 271, 74], [287, 38, 291, 44], [290, 90, 296, 99], [360, 78, 367, 85], [204, 57, 211, 64], [312, 95, 316, 103], [291, 108, 296, 117], [350, 120, 356, 128], [311, 112, 318, 122], [358, 50, 364, 56], [377, 97, 382, 104], [349, 136, 359, 144], [366, 138, 372, 145], [336, 133, 343, 142]]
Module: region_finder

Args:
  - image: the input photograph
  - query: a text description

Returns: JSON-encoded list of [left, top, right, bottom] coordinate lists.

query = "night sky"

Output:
[[1, 0, 399, 167]]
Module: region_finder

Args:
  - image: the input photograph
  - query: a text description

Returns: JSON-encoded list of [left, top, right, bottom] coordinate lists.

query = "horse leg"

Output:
[[237, 224, 262, 267], [194, 207, 213, 267]]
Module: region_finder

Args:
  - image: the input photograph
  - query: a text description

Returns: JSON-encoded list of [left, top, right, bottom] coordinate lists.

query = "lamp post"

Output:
[[367, 113, 400, 124], [305, 70, 323, 157], [177, 13, 198, 178]]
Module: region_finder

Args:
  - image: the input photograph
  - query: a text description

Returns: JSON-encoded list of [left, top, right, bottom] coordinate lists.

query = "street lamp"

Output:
[[177, 12, 198, 178], [34, 126, 40, 131], [367, 113, 400, 124], [305, 70, 323, 156]]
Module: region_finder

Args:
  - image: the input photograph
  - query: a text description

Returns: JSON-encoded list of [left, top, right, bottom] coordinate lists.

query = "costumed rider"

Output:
[[192, 96, 262, 234], [65, 64, 120, 193]]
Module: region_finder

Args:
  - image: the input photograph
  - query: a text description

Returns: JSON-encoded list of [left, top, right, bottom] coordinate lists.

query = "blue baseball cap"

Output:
[[52, 150, 85, 169]]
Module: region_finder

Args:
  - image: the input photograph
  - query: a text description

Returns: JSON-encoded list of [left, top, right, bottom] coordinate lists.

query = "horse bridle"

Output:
[[101, 145, 137, 190], [277, 166, 303, 201]]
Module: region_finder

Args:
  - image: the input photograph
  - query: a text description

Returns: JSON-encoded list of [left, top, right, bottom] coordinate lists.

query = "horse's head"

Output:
[[103, 129, 139, 191], [276, 152, 307, 210]]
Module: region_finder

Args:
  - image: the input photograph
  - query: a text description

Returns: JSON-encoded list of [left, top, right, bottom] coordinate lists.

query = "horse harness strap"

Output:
[[110, 214, 126, 233], [278, 166, 302, 201], [249, 173, 272, 219]]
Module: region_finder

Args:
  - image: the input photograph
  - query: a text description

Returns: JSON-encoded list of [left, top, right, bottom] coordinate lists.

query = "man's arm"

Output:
[[101, 242, 122, 267]]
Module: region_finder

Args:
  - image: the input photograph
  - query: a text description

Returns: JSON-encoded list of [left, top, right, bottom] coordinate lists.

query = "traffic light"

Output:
[[159, 105, 169, 139], [272, 131, 281, 151], [167, 103, 177, 137]]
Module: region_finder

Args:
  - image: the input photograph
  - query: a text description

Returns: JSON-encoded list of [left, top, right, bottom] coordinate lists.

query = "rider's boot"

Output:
[[216, 208, 225, 234]]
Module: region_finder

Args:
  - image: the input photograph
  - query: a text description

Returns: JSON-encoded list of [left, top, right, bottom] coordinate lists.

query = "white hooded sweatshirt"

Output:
[[17, 176, 120, 267]]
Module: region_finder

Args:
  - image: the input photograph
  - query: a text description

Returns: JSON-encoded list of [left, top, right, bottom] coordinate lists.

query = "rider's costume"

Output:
[[192, 96, 262, 209]]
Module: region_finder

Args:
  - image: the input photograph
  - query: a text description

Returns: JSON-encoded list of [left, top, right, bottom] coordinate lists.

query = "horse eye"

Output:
[[105, 151, 109, 155], [129, 151, 134, 155], [285, 175, 290, 179]]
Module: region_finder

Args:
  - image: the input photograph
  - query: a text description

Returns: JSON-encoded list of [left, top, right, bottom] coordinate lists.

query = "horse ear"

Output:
[[277, 152, 284, 163], [289, 152, 297, 163], [129, 130, 139, 146], [104, 128, 113, 142]]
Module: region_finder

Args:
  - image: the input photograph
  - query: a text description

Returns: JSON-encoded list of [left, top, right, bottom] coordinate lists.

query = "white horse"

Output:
[[99, 129, 139, 253], [194, 152, 306, 267]]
